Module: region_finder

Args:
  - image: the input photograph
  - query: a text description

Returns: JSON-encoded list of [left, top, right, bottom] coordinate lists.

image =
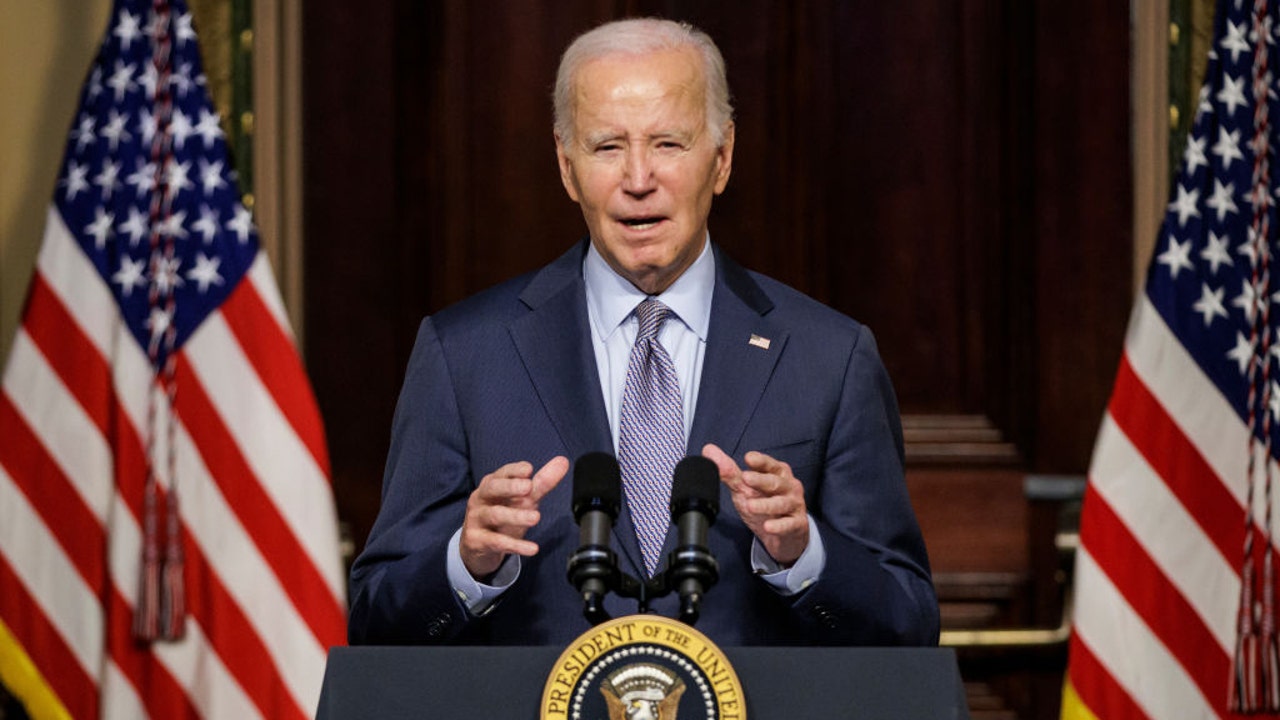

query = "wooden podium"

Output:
[[317, 644, 970, 719]]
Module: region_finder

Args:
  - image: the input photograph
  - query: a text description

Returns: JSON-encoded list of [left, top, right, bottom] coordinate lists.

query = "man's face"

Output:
[[556, 47, 734, 295]]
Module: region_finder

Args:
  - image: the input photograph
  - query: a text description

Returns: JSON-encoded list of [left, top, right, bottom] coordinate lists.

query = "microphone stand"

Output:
[[611, 570, 667, 617], [667, 543, 719, 625], [566, 543, 618, 626], [567, 454, 720, 627], [576, 546, 718, 625]]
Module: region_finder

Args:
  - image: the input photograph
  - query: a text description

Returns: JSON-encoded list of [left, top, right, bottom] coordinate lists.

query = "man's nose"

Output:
[[621, 146, 656, 196]]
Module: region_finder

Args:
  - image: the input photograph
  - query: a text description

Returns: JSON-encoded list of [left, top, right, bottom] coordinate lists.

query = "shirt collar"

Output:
[[583, 237, 715, 342]]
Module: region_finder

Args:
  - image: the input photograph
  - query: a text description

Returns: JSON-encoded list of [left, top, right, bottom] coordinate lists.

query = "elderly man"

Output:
[[347, 17, 939, 647]]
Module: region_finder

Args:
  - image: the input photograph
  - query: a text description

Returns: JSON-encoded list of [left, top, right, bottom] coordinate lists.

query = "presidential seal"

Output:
[[541, 615, 745, 720]]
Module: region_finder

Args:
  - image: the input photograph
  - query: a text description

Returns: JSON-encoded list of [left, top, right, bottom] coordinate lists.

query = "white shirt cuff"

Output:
[[446, 527, 520, 615], [750, 515, 824, 595]]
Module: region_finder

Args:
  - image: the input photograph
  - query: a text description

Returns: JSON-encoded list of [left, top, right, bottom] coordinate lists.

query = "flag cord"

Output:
[[133, 0, 185, 643], [1232, 0, 1279, 711]]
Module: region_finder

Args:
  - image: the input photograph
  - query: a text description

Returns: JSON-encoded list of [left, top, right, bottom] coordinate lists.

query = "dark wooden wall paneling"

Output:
[[1032, 1, 1133, 470], [303, 1, 402, 531], [302, 3, 1132, 718]]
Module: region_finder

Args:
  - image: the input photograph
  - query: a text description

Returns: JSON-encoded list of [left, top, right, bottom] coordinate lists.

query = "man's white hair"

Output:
[[553, 17, 734, 147]]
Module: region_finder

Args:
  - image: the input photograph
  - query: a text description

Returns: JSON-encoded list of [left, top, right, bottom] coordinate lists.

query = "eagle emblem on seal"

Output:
[[600, 663, 687, 720]]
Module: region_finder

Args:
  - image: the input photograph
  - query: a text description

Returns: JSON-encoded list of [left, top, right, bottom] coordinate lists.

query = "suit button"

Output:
[[814, 605, 838, 629], [426, 615, 451, 638]]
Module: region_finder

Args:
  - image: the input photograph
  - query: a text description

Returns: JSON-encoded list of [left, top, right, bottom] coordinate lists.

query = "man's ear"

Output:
[[554, 134, 581, 203], [713, 121, 735, 195]]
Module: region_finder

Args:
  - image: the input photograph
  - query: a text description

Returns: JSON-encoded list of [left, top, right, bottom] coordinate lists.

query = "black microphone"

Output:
[[667, 455, 720, 625], [567, 452, 622, 625]]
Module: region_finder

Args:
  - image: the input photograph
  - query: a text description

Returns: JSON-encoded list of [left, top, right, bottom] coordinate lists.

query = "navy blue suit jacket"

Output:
[[347, 242, 939, 647]]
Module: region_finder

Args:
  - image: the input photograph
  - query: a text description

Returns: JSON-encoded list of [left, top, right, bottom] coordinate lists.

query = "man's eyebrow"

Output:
[[652, 129, 695, 142], [582, 129, 696, 146], [583, 130, 624, 146]]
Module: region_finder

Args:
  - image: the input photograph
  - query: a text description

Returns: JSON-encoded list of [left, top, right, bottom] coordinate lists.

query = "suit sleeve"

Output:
[[785, 325, 941, 645], [347, 318, 478, 644]]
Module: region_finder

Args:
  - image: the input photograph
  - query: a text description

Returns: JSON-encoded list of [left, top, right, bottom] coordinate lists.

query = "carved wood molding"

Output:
[[902, 414, 1021, 465]]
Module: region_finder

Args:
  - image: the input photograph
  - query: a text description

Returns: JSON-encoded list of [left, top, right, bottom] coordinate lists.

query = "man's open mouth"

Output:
[[619, 217, 664, 230]]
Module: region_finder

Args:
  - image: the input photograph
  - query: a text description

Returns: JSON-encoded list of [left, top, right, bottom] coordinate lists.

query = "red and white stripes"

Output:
[[1066, 296, 1280, 718], [0, 206, 345, 719]]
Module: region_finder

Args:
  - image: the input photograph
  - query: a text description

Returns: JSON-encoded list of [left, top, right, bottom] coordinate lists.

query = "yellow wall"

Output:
[[0, 0, 112, 365]]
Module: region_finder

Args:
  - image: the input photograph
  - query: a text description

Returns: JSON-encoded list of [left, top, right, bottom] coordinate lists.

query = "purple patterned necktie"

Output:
[[618, 298, 685, 576]]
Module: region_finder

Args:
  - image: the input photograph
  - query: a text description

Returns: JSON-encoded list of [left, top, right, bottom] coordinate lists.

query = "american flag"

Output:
[[0, 1, 346, 718], [1063, 0, 1280, 717]]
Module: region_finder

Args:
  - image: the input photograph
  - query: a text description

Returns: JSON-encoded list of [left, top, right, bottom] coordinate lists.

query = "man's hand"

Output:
[[460, 456, 569, 579], [702, 443, 809, 567]]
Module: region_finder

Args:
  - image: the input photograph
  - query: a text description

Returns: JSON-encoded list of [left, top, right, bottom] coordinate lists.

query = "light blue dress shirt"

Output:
[[447, 239, 824, 614], [583, 236, 712, 445]]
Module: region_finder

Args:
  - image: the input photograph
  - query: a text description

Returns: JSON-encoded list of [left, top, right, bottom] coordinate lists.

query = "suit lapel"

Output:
[[688, 249, 788, 458], [509, 246, 613, 461], [508, 244, 647, 573]]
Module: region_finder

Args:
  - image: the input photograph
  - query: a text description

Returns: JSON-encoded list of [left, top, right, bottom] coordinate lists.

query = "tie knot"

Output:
[[634, 298, 673, 342]]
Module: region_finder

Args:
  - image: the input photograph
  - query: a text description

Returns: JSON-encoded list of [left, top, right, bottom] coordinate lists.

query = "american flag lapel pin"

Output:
[[748, 334, 771, 350]]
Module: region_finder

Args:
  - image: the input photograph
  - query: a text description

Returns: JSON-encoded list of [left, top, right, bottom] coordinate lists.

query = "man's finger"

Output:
[[744, 494, 799, 518], [702, 443, 744, 490], [761, 515, 808, 537], [472, 504, 541, 530], [740, 470, 790, 496], [464, 528, 540, 559], [475, 475, 535, 503], [529, 455, 570, 501], [491, 460, 535, 479], [744, 450, 791, 477]]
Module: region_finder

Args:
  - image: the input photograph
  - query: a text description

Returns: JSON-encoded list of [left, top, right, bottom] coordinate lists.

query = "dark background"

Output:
[[301, 3, 1131, 718]]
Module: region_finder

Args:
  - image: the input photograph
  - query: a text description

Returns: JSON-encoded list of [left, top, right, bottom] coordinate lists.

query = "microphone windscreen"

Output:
[[671, 455, 720, 518], [572, 452, 621, 520]]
